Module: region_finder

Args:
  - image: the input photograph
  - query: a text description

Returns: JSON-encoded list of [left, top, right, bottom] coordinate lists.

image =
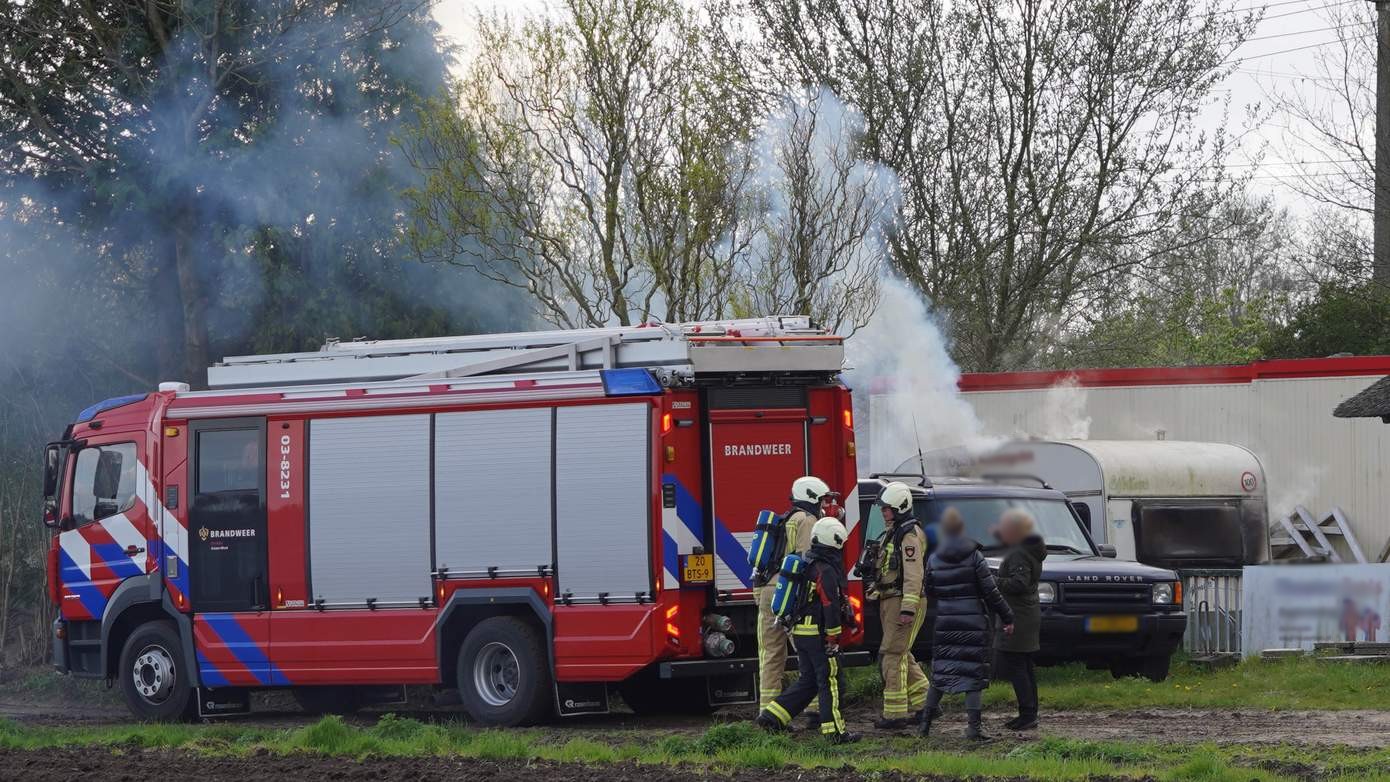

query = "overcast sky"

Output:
[[431, 0, 1370, 216]]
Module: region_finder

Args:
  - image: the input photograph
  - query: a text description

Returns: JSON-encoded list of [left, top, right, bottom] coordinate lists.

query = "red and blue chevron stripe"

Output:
[[193, 613, 290, 687]]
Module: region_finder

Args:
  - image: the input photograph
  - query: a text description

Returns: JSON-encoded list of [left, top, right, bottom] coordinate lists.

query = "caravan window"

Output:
[[1134, 504, 1243, 566]]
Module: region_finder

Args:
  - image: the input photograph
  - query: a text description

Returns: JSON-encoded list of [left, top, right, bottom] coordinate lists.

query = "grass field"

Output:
[[4, 656, 1390, 780], [0, 713, 1386, 781], [837, 653, 1390, 711], [8, 652, 1390, 714]]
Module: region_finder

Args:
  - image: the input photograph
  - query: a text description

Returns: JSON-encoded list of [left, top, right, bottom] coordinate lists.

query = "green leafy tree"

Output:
[[1263, 283, 1390, 359]]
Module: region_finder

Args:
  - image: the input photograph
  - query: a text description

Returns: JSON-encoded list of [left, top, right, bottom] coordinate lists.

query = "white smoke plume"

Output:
[[1030, 376, 1092, 440], [846, 277, 995, 471], [739, 89, 992, 471]]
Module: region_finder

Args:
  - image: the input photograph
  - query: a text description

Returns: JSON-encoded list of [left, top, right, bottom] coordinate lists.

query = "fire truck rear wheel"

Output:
[[118, 621, 194, 722], [456, 616, 552, 726]]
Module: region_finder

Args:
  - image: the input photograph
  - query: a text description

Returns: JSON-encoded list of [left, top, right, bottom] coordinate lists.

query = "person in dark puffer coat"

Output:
[[918, 508, 1014, 741], [992, 509, 1047, 732]]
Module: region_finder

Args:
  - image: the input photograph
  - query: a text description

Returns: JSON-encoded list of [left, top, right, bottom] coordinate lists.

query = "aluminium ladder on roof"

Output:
[[204, 316, 845, 390]]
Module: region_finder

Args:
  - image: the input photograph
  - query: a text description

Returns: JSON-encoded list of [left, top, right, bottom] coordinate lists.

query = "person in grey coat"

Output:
[[992, 509, 1047, 731], [918, 508, 1014, 741]]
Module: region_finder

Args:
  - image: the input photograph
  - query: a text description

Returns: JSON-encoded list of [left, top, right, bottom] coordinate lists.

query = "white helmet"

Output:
[[878, 482, 913, 515], [790, 476, 834, 505], [811, 517, 849, 549]]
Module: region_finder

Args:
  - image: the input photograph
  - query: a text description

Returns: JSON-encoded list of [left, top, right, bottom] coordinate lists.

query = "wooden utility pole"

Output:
[[1378, 0, 1390, 285]]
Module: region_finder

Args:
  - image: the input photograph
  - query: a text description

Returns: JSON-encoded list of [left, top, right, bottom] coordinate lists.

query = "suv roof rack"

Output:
[[979, 473, 1053, 490], [867, 472, 935, 489]]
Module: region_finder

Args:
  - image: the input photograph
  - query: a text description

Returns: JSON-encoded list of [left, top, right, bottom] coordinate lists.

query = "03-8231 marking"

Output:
[[278, 433, 292, 499]]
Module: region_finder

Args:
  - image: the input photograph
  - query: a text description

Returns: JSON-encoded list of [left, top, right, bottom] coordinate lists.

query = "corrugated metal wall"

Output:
[[959, 377, 1390, 556]]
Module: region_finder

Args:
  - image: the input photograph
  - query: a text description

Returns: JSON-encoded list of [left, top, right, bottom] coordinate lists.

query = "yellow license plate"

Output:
[[682, 554, 714, 584], [1086, 615, 1139, 633]]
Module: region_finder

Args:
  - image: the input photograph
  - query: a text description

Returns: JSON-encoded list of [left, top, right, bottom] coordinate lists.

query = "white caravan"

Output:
[[914, 440, 1270, 568]]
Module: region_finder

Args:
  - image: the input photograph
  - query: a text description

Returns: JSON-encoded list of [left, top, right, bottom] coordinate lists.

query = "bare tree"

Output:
[[1061, 193, 1301, 367], [1272, 1, 1378, 287], [403, 0, 760, 328], [740, 0, 1257, 370], [740, 89, 890, 333]]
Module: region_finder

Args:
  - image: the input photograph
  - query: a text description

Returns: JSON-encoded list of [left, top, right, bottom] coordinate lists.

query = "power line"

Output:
[[1238, 34, 1372, 59], [1210, 0, 1344, 16], [1234, 66, 1348, 78], [1245, 22, 1366, 43], [1260, 0, 1360, 22], [1219, 157, 1363, 167]]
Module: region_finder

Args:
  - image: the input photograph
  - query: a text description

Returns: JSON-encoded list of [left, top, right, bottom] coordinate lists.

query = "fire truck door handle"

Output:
[[125, 545, 145, 556]]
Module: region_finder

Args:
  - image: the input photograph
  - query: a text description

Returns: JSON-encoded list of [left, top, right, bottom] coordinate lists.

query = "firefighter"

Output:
[[755, 517, 860, 743], [754, 476, 838, 711], [868, 481, 932, 730]]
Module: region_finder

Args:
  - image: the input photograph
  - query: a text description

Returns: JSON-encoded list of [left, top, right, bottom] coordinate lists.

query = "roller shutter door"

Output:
[[435, 408, 553, 576], [555, 403, 651, 600], [308, 415, 431, 605]]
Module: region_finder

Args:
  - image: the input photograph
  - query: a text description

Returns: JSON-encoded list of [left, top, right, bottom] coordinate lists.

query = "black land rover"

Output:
[[857, 475, 1187, 681]]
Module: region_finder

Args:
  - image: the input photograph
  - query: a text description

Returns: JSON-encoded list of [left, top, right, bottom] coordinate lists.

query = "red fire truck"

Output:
[[42, 317, 866, 723]]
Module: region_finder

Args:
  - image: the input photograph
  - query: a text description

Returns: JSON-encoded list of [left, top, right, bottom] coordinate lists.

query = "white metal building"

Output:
[[943, 358, 1390, 558]]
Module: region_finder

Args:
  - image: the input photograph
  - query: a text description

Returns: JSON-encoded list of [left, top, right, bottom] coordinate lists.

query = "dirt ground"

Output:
[[0, 747, 1146, 782], [2, 695, 1387, 748]]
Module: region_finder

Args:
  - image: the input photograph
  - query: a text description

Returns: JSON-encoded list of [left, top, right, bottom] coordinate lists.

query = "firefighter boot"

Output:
[[873, 716, 912, 731], [965, 710, 992, 742], [916, 711, 933, 738], [755, 710, 789, 732], [828, 730, 862, 745]]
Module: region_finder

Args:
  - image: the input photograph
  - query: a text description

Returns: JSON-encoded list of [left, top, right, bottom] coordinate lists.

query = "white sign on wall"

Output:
[[1241, 564, 1390, 657]]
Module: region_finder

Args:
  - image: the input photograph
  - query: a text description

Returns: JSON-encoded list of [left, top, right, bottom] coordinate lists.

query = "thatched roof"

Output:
[[1334, 375, 1390, 421]]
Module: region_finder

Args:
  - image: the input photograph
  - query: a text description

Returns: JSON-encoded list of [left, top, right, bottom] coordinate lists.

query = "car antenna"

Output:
[[911, 411, 930, 486]]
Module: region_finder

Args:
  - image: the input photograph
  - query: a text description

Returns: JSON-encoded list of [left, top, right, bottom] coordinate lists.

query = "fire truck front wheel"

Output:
[[456, 616, 552, 726], [118, 622, 194, 722]]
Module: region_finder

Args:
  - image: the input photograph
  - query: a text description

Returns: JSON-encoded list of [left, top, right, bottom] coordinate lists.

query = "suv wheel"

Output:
[[456, 616, 552, 726], [1140, 654, 1172, 682], [118, 622, 194, 721]]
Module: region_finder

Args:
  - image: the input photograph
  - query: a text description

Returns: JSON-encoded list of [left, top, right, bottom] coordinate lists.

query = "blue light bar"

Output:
[[601, 368, 662, 397], [74, 393, 147, 423]]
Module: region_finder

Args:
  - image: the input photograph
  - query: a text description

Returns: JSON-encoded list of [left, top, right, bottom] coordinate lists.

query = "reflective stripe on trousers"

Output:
[[878, 595, 929, 718]]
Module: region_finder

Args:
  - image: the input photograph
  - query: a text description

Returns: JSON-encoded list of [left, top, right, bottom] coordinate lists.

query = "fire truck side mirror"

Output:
[[42, 444, 60, 499]]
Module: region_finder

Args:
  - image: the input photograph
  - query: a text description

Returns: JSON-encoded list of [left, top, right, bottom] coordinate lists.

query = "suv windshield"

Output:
[[864, 493, 1094, 555]]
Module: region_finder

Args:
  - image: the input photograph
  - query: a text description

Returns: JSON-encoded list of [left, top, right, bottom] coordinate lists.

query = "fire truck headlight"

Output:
[[1037, 582, 1056, 604], [1152, 582, 1175, 605]]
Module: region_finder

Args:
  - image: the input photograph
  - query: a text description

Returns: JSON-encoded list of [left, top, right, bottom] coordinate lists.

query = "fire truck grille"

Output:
[[1061, 582, 1151, 608]]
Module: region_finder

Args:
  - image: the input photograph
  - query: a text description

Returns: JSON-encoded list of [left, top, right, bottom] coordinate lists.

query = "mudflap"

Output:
[[196, 687, 250, 718], [555, 682, 609, 717], [706, 672, 756, 707]]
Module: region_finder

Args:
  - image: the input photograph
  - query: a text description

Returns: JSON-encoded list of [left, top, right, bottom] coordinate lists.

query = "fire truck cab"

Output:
[[43, 317, 865, 723]]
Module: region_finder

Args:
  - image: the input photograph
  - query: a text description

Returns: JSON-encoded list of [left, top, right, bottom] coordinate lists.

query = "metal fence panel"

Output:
[[1180, 568, 1243, 656]]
